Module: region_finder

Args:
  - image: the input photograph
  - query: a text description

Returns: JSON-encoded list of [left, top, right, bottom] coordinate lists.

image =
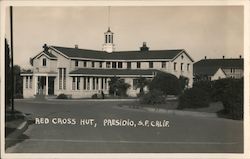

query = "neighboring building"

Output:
[[21, 28, 194, 98], [193, 56, 244, 81]]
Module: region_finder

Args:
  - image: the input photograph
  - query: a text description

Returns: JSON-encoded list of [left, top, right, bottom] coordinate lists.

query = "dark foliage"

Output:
[[57, 94, 68, 99], [5, 38, 11, 108], [214, 78, 243, 120], [91, 94, 98, 99], [178, 87, 210, 109], [149, 72, 181, 95], [108, 77, 130, 97], [140, 89, 166, 105]]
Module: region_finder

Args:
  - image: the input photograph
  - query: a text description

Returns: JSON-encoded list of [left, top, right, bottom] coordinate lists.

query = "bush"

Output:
[[217, 78, 243, 120], [57, 94, 68, 99], [91, 94, 98, 99], [140, 89, 166, 105], [14, 93, 23, 99], [178, 87, 210, 109], [149, 72, 181, 95]]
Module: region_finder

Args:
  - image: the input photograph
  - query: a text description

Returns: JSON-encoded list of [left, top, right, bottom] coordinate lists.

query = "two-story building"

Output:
[[21, 28, 194, 98], [193, 56, 244, 81]]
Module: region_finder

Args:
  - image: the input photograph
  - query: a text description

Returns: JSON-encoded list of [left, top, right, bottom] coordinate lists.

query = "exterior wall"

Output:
[[33, 55, 57, 73], [22, 76, 35, 98], [165, 52, 193, 87], [211, 68, 227, 81], [223, 68, 243, 79]]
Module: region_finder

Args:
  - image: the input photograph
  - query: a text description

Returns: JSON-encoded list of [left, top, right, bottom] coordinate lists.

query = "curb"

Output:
[[5, 114, 29, 148], [117, 106, 218, 118]]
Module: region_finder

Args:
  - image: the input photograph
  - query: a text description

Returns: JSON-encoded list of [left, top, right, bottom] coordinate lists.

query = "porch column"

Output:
[[46, 76, 49, 95], [98, 78, 102, 90], [90, 77, 93, 91]]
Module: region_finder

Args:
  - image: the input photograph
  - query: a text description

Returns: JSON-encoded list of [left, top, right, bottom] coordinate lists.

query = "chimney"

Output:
[[239, 55, 242, 59], [222, 55, 225, 59], [140, 42, 149, 51], [204, 56, 207, 59], [75, 44, 78, 49]]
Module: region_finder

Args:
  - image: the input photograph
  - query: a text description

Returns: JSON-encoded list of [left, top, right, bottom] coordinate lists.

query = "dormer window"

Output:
[[42, 58, 46, 66]]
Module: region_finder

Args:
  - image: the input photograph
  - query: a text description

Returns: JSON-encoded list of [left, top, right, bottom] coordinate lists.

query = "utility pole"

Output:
[[10, 6, 14, 112]]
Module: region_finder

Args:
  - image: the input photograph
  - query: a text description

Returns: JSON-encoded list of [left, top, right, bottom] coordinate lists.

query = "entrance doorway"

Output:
[[48, 77, 55, 95]]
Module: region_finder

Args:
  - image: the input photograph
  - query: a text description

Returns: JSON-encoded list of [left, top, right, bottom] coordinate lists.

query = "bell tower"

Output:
[[103, 27, 115, 53]]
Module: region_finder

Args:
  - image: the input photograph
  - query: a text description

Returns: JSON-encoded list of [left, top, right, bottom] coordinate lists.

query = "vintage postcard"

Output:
[[1, 0, 249, 159]]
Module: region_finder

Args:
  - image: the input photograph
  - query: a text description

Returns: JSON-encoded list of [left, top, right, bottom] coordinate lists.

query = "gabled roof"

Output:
[[194, 58, 244, 76], [69, 68, 161, 77], [51, 46, 186, 61]]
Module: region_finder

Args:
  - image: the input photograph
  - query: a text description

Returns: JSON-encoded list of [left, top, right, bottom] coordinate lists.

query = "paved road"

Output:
[[6, 99, 243, 153]]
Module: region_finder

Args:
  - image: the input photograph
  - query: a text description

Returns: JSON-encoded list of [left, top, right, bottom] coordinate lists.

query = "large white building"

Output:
[[21, 28, 194, 98]]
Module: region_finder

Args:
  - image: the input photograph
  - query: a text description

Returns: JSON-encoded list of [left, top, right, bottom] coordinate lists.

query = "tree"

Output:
[[135, 77, 151, 96], [149, 72, 181, 96], [108, 77, 131, 97], [5, 38, 11, 109], [13, 65, 23, 98], [179, 75, 189, 91]]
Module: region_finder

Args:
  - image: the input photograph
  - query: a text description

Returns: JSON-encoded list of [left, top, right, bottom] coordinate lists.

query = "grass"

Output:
[[119, 100, 224, 114]]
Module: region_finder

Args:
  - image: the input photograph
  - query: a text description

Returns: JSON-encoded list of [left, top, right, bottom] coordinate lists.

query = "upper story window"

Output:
[[127, 62, 131, 69], [137, 62, 141, 69], [42, 58, 47, 66], [106, 62, 111, 68], [92, 61, 95, 68], [231, 68, 235, 73], [162, 62, 166, 68], [99, 62, 102, 68], [187, 63, 190, 71], [149, 62, 153, 68], [174, 62, 177, 71], [118, 62, 123, 68], [75, 60, 79, 67], [83, 61, 87, 67], [181, 63, 183, 71], [112, 62, 116, 68]]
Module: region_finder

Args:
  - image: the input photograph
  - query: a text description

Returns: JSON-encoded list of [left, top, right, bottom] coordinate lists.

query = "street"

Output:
[[6, 99, 243, 153]]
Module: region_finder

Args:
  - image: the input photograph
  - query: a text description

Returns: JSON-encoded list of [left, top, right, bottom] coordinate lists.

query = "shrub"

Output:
[[149, 72, 181, 95], [109, 77, 131, 97], [57, 94, 68, 99], [178, 87, 210, 109], [217, 78, 243, 120], [140, 89, 166, 105], [91, 94, 98, 99]]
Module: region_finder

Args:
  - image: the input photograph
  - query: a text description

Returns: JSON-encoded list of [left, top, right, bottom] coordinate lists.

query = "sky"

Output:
[[4, 6, 244, 69]]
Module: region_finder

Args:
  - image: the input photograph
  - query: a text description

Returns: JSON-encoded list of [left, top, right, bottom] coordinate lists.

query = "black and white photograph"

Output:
[[1, 1, 249, 159]]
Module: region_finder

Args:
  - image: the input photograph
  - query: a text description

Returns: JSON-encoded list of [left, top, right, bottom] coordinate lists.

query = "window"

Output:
[[149, 62, 153, 68], [187, 63, 190, 71], [93, 78, 96, 90], [42, 58, 46, 66], [174, 62, 177, 71], [106, 62, 111, 68], [83, 77, 86, 90], [59, 68, 66, 90], [112, 62, 116, 68], [99, 62, 102, 68], [29, 76, 32, 88], [161, 62, 166, 68], [92, 62, 95, 68], [127, 62, 131, 69], [137, 62, 141, 68], [25, 76, 29, 88], [181, 63, 183, 71], [96, 78, 99, 90], [133, 79, 139, 90], [231, 68, 235, 73], [83, 61, 87, 67], [118, 62, 123, 68], [87, 77, 90, 90], [72, 77, 76, 90], [75, 60, 79, 67], [77, 77, 80, 90]]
